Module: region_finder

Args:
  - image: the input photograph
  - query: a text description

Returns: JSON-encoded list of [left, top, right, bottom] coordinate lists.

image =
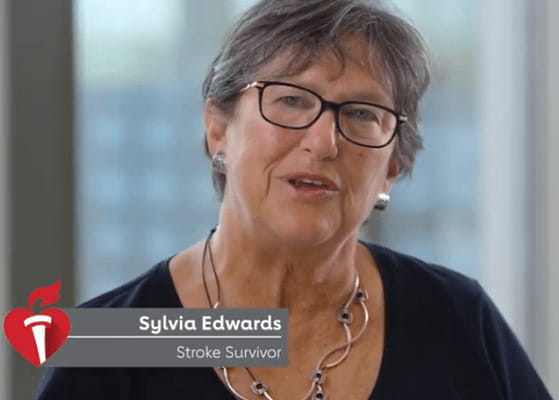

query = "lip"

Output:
[[282, 172, 340, 191]]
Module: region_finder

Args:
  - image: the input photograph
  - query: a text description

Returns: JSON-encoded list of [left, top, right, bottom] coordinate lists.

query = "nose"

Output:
[[298, 108, 339, 160]]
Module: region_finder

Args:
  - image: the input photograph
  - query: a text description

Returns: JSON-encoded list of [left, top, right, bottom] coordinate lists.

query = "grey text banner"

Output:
[[44, 308, 288, 367]]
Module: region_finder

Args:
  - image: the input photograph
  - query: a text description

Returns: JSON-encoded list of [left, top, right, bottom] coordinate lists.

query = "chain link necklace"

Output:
[[201, 228, 370, 400]]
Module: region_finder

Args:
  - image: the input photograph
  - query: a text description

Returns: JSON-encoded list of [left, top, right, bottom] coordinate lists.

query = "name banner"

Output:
[[45, 308, 288, 367]]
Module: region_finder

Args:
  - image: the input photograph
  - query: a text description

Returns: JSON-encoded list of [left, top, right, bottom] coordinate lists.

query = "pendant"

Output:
[[250, 380, 269, 396], [337, 308, 353, 324]]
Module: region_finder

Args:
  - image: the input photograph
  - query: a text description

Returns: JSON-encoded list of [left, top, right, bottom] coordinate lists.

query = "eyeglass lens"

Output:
[[260, 83, 398, 147]]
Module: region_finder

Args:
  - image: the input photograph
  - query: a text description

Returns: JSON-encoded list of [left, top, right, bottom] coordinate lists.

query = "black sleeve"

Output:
[[34, 367, 130, 400], [478, 286, 552, 400]]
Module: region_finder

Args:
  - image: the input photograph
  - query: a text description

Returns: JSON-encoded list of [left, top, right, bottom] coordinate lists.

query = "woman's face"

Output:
[[206, 38, 399, 248]]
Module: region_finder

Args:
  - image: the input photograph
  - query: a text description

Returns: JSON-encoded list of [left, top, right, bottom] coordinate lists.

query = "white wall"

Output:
[[0, 0, 11, 398], [479, 0, 529, 344], [544, 0, 559, 394], [480, 2, 559, 396]]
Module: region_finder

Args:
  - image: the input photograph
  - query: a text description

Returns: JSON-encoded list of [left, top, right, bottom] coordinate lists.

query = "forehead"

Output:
[[253, 35, 393, 98]]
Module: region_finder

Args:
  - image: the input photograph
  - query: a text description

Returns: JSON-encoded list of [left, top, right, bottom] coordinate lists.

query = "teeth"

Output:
[[288, 177, 332, 189], [300, 178, 324, 186]]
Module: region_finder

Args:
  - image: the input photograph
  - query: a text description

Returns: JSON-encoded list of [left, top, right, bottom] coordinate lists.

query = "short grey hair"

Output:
[[202, 0, 431, 199]]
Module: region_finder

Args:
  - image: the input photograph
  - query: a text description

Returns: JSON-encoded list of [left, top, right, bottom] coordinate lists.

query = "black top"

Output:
[[34, 243, 552, 399]]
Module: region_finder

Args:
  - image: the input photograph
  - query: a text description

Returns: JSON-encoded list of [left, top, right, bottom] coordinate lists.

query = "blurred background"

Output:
[[1, 0, 557, 399]]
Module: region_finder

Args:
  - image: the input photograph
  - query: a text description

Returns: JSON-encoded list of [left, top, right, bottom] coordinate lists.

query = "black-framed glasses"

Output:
[[241, 80, 407, 148]]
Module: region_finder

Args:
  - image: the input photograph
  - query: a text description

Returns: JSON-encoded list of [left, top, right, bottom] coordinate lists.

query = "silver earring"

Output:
[[212, 152, 226, 174], [374, 192, 390, 210]]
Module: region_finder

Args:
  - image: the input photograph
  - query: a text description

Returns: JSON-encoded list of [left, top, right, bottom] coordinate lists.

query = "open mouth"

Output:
[[285, 174, 339, 192], [288, 178, 331, 189]]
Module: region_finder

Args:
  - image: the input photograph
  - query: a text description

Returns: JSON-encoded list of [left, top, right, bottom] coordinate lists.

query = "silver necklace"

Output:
[[201, 228, 370, 400]]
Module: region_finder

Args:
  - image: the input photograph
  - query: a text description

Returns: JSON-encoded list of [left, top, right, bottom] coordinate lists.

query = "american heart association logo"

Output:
[[3, 281, 71, 367]]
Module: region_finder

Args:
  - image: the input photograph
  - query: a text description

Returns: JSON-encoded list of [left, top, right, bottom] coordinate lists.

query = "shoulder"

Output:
[[363, 242, 488, 341], [364, 242, 552, 399], [35, 366, 127, 400], [363, 241, 483, 305], [79, 257, 180, 308]]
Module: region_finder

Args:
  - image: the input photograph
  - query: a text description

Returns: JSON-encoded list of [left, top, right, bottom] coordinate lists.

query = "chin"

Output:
[[266, 219, 339, 249]]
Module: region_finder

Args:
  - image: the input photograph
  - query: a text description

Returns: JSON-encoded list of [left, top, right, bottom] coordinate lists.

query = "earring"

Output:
[[212, 152, 226, 174], [374, 193, 390, 210]]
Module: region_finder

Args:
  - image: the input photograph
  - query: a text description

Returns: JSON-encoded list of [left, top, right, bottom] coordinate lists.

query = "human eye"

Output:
[[265, 85, 316, 110], [277, 95, 305, 107], [343, 105, 381, 123]]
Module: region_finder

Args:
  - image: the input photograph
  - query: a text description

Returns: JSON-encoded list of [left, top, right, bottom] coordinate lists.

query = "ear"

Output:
[[382, 156, 400, 194], [204, 99, 228, 156]]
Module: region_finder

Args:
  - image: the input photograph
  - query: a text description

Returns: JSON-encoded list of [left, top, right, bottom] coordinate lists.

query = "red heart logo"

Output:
[[4, 308, 70, 366], [2, 281, 71, 367]]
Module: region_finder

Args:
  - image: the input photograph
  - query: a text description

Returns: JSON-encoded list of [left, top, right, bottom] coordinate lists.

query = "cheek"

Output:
[[225, 120, 294, 197], [346, 151, 389, 206], [231, 128, 284, 175]]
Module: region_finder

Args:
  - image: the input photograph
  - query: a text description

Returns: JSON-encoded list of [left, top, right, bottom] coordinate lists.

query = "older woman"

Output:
[[36, 0, 551, 399]]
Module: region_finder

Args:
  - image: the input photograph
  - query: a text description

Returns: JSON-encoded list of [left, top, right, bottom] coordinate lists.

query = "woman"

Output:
[[36, 0, 551, 399]]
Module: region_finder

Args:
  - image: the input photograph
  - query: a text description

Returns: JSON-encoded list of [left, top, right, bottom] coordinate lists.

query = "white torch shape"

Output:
[[24, 315, 52, 364]]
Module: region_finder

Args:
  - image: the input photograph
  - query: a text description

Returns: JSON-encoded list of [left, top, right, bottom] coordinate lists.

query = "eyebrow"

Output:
[[259, 75, 392, 106]]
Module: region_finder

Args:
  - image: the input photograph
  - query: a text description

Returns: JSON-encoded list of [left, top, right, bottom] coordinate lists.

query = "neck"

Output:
[[205, 220, 361, 313]]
